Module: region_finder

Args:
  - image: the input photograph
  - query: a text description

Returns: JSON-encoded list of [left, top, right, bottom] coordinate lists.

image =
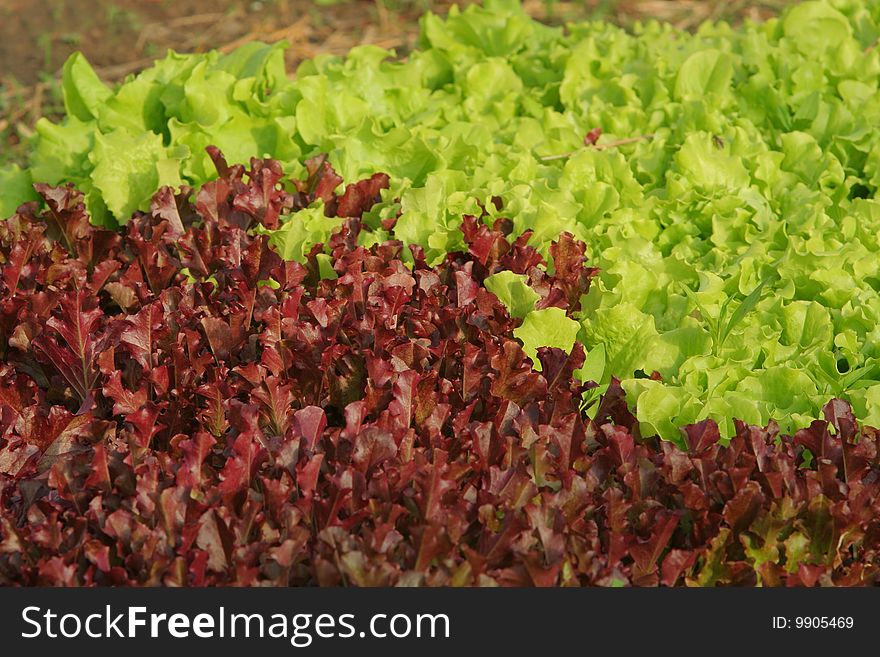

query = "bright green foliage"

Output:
[[0, 166, 39, 218], [260, 203, 345, 262], [513, 307, 581, 368], [5, 0, 880, 440], [484, 271, 540, 318], [3, 42, 301, 226]]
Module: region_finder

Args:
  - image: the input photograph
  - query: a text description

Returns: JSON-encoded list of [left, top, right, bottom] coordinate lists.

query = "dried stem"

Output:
[[539, 134, 655, 161]]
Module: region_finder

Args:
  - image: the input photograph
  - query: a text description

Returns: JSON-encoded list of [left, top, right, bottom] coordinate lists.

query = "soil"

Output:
[[0, 0, 783, 86], [0, 0, 436, 85]]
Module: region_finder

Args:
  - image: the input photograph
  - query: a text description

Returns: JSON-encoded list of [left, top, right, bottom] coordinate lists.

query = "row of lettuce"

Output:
[[3, 0, 880, 439], [1, 162, 877, 585]]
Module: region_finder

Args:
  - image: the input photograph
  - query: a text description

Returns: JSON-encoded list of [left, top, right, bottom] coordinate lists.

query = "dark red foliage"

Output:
[[584, 127, 602, 146], [1, 151, 879, 587]]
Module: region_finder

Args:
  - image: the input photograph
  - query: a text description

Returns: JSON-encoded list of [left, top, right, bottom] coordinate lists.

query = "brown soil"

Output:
[[0, 0, 785, 86], [0, 0, 437, 85]]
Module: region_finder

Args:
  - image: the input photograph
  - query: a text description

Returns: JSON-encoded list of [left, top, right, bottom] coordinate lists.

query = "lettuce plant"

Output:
[[4, 0, 880, 439], [2, 152, 878, 586]]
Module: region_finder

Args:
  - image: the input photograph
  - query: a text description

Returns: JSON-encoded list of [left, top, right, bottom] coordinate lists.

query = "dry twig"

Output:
[[539, 134, 655, 161]]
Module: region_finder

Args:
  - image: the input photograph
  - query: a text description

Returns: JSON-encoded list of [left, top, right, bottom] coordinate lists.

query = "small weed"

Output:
[[36, 33, 53, 73]]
